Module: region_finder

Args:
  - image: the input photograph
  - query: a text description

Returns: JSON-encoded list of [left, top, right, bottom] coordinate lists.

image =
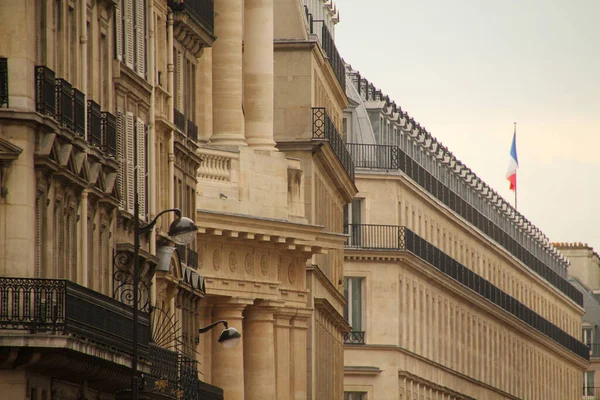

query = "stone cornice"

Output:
[[397, 370, 479, 400], [307, 264, 346, 306], [314, 297, 351, 333], [343, 366, 382, 376]]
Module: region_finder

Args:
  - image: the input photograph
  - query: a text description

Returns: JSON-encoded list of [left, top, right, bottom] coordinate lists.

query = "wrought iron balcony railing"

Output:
[[87, 100, 102, 147], [187, 248, 199, 269], [187, 119, 198, 142], [35, 66, 56, 117], [55, 79, 74, 130], [148, 344, 223, 399], [344, 331, 365, 344], [102, 111, 117, 157], [343, 224, 590, 360], [346, 142, 582, 306], [305, 13, 345, 92], [588, 343, 600, 358], [0, 277, 150, 357], [312, 107, 355, 181], [73, 88, 86, 137], [168, 0, 215, 36], [0, 58, 7, 108], [583, 387, 600, 398], [174, 108, 186, 133]]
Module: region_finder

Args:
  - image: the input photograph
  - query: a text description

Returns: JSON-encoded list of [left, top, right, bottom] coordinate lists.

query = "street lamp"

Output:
[[199, 320, 242, 349], [131, 127, 198, 400]]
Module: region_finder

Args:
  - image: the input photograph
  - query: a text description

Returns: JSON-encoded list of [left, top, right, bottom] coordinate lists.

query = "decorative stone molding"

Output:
[[197, 147, 238, 183], [212, 249, 221, 271], [245, 253, 254, 275], [228, 251, 238, 272], [260, 254, 269, 276]]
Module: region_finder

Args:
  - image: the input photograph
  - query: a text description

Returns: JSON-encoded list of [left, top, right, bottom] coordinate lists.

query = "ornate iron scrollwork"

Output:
[[112, 249, 151, 312]]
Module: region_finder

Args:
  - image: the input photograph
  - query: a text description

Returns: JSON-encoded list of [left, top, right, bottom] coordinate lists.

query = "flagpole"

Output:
[[514, 122, 517, 210]]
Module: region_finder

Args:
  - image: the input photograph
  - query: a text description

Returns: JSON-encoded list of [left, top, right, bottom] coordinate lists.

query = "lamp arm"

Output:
[[138, 208, 182, 235], [198, 320, 229, 334]]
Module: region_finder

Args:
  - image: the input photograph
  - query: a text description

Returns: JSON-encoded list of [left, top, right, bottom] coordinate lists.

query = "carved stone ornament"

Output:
[[288, 262, 296, 284], [245, 253, 254, 274], [213, 249, 221, 271], [229, 251, 238, 272], [260, 254, 269, 276]]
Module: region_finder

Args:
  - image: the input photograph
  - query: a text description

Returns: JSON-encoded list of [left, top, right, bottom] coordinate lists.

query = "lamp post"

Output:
[[131, 129, 198, 400]]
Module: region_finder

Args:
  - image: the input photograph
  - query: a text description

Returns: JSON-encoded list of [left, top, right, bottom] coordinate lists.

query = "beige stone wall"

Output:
[[356, 173, 583, 338], [560, 246, 600, 290]]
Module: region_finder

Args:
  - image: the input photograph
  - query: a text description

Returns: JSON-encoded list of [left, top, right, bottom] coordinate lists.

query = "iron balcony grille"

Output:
[[344, 224, 590, 360], [55, 79, 74, 130], [176, 244, 187, 264], [87, 100, 102, 147], [0, 277, 150, 357], [312, 107, 355, 181], [102, 111, 117, 157], [344, 331, 365, 344], [168, 0, 215, 36], [583, 387, 600, 397], [588, 343, 600, 358], [174, 108, 186, 133], [73, 88, 86, 137], [0, 58, 8, 108], [187, 119, 198, 142], [35, 66, 56, 117], [346, 142, 582, 306]]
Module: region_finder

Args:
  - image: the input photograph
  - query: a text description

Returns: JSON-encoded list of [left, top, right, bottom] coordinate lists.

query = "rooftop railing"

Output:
[[312, 107, 355, 181], [344, 224, 590, 361], [0, 277, 150, 357], [347, 142, 582, 306]]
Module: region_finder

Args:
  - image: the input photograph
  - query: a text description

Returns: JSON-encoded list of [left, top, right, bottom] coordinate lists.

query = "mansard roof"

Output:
[[345, 64, 569, 271]]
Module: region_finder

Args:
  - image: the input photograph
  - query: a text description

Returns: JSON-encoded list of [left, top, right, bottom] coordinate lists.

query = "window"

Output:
[[583, 327, 594, 345], [344, 392, 367, 400], [344, 199, 363, 247], [584, 371, 595, 396], [344, 277, 363, 332], [115, 0, 146, 78]]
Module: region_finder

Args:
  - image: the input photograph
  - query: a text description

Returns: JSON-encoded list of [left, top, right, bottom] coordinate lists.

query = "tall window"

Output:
[[344, 199, 362, 247], [584, 371, 595, 396], [344, 277, 363, 332], [115, 0, 146, 78], [344, 392, 366, 400]]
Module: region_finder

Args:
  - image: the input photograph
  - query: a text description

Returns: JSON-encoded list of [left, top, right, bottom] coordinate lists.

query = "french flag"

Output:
[[506, 130, 518, 191]]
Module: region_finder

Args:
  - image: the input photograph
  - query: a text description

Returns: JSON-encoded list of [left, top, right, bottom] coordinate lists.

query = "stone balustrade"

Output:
[[197, 147, 238, 183]]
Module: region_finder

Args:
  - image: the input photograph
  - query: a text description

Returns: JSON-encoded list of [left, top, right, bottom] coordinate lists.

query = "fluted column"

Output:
[[211, 299, 250, 400], [243, 302, 277, 400], [243, 0, 276, 151], [274, 312, 292, 399], [211, 0, 246, 146]]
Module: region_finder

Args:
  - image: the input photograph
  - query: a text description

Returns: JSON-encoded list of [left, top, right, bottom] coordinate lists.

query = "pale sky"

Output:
[[335, 0, 600, 252]]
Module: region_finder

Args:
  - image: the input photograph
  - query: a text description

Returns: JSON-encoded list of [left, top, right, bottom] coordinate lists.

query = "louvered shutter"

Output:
[[116, 110, 125, 209], [136, 118, 146, 220], [135, 0, 145, 78], [126, 112, 135, 214], [124, 0, 134, 69], [115, 0, 123, 61]]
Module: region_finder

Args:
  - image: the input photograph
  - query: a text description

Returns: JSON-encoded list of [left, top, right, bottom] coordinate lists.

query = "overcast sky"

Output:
[[335, 0, 600, 252]]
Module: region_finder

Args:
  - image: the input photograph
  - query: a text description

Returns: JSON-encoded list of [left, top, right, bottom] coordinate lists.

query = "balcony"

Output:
[[344, 224, 590, 360], [148, 344, 223, 399], [305, 13, 345, 91], [346, 142, 582, 306], [73, 88, 86, 137], [55, 79, 74, 130], [168, 0, 215, 55], [312, 107, 355, 181], [584, 387, 600, 399], [344, 331, 365, 345], [102, 111, 117, 157], [0, 57, 7, 107], [588, 343, 600, 358], [169, 0, 214, 36], [87, 100, 102, 147], [187, 119, 198, 142], [0, 277, 150, 357], [35, 66, 56, 117], [174, 108, 186, 133], [187, 248, 199, 269]]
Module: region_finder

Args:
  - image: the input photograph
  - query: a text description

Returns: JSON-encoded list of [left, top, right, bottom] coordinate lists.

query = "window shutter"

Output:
[[115, 0, 123, 61], [124, 0, 134, 69], [136, 118, 146, 220], [126, 112, 135, 214], [135, 0, 145, 78], [116, 110, 126, 209]]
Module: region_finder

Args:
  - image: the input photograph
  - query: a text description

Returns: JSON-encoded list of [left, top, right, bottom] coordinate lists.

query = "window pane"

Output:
[[344, 277, 349, 322], [351, 278, 362, 331]]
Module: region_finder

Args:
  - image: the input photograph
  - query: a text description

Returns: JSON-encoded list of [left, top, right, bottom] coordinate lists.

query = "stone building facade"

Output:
[[0, 0, 354, 399], [554, 243, 600, 399], [341, 67, 589, 400]]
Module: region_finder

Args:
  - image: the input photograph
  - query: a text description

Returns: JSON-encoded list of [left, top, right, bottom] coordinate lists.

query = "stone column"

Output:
[[243, 302, 277, 400], [274, 311, 291, 399], [243, 0, 276, 151], [290, 311, 310, 400], [211, 0, 246, 146], [211, 299, 250, 400]]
